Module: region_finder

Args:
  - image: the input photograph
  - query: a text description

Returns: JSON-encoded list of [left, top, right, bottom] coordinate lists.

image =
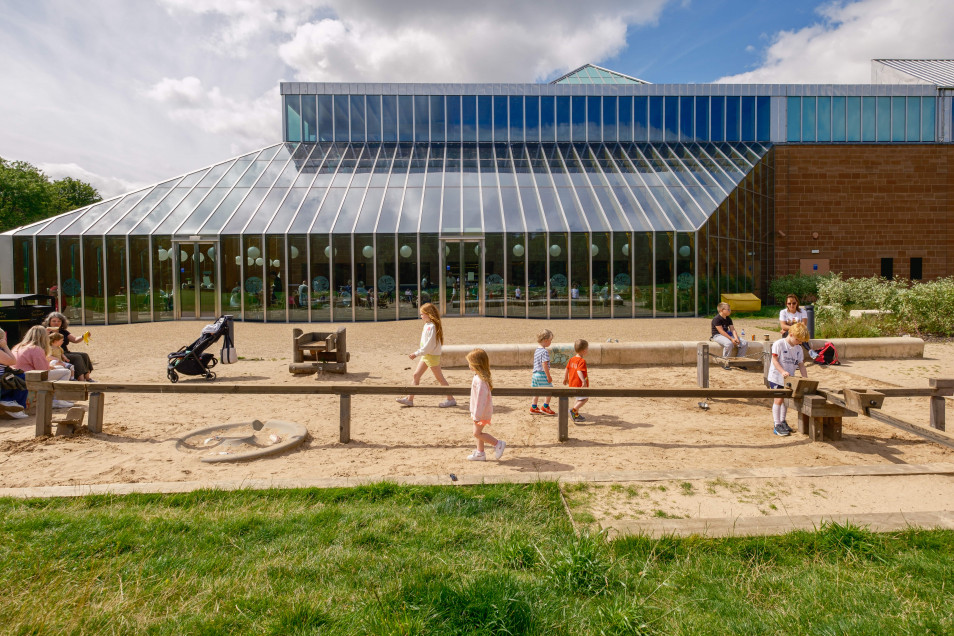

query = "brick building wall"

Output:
[[773, 145, 954, 281]]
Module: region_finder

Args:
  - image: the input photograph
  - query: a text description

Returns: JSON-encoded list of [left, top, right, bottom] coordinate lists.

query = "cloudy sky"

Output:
[[1, 0, 951, 199]]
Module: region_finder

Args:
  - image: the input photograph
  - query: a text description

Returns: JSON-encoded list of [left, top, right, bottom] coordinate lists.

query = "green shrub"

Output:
[[768, 273, 824, 304]]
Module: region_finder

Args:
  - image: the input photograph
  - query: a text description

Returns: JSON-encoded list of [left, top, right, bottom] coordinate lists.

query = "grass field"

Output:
[[2, 483, 953, 634]]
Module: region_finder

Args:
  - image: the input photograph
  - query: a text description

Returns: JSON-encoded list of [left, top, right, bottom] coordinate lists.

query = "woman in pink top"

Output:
[[465, 348, 505, 462], [13, 326, 73, 402]]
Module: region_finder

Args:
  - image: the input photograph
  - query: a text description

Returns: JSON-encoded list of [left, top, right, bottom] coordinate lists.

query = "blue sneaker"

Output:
[[773, 423, 790, 437]]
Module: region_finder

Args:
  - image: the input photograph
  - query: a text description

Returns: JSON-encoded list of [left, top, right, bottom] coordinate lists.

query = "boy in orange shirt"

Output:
[[563, 339, 589, 422]]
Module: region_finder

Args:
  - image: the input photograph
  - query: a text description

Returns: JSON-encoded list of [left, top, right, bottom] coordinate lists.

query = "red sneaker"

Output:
[[530, 407, 543, 414], [541, 406, 556, 415]]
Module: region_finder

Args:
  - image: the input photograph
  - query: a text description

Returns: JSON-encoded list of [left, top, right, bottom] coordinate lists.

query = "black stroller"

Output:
[[167, 315, 235, 383]]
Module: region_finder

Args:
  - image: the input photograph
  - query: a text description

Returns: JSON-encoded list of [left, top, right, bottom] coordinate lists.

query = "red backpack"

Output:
[[813, 342, 839, 365]]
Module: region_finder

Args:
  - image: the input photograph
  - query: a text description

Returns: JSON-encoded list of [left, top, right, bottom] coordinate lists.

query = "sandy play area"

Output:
[[2, 316, 954, 525]]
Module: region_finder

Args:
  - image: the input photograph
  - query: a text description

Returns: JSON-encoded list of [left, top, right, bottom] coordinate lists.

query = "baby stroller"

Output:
[[167, 315, 236, 383]]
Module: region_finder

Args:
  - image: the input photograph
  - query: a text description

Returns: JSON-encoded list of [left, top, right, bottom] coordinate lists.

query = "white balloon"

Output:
[[272, 259, 280, 268], [248, 257, 255, 266], [255, 257, 264, 266], [621, 243, 629, 257], [290, 245, 299, 259], [512, 244, 524, 258], [207, 246, 215, 260], [549, 244, 561, 258], [444, 245, 450, 257], [399, 245, 412, 258], [247, 246, 261, 259], [180, 250, 189, 263], [474, 244, 480, 256], [199, 253, 205, 262], [591, 244, 599, 257], [362, 245, 374, 259], [235, 255, 242, 266], [157, 248, 168, 262], [679, 245, 691, 258]]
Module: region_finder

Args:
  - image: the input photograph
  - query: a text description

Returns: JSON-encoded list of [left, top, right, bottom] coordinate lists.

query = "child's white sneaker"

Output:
[[438, 398, 457, 408], [395, 397, 413, 407], [466, 450, 486, 461], [493, 440, 506, 459], [52, 400, 74, 409], [6, 410, 29, 419]]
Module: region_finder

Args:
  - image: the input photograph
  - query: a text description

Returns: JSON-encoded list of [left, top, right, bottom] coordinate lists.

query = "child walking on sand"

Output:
[[563, 339, 589, 422], [396, 302, 456, 408], [768, 322, 810, 436], [530, 329, 555, 415], [465, 348, 505, 461]]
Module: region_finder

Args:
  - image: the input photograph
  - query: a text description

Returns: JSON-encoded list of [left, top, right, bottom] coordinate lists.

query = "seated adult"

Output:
[[710, 302, 748, 358], [779, 294, 808, 337], [42, 312, 94, 381], [13, 326, 73, 409], [0, 327, 28, 417]]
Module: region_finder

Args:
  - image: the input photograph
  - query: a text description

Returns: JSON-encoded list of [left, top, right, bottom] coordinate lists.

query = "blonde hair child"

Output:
[[768, 322, 810, 437], [396, 302, 456, 408], [47, 332, 74, 379], [465, 348, 505, 461], [530, 329, 555, 415]]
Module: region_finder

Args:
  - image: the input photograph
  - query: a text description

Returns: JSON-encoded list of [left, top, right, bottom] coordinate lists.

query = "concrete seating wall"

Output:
[[439, 337, 924, 368]]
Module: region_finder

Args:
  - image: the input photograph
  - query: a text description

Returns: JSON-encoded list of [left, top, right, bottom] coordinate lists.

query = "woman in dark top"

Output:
[[42, 312, 94, 381]]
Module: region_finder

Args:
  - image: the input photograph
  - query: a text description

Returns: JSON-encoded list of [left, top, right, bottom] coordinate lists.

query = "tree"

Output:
[[0, 157, 101, 232]]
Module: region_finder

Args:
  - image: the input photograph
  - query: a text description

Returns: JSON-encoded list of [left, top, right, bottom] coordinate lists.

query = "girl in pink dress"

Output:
[[465, 348, 505, 461]]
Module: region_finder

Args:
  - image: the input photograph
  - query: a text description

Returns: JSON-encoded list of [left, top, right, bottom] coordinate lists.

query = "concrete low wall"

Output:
[[440, 337, 923, 368]]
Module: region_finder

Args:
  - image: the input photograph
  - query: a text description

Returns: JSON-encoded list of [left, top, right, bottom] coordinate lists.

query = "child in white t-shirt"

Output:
[[768, 322, 809, 437]]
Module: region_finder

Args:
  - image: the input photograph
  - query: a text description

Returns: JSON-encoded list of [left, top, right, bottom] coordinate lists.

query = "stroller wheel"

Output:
[[205, 371, 216, 381], [168, 370, 179, 383]]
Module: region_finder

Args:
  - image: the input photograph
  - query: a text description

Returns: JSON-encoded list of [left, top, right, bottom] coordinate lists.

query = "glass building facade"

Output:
[[3, 66, 949, 324]]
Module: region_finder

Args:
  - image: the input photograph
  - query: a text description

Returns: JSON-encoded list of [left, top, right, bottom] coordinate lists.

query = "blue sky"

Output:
[[0, 0, 951, 199]]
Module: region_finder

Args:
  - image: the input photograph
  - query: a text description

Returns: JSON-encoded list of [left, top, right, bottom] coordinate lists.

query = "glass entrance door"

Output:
[[442, 240, 482, 316], [175, 242, 218, 319]]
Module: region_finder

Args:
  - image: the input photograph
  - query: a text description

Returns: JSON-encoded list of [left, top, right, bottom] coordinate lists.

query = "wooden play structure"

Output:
[[289, 327, 350, 375]]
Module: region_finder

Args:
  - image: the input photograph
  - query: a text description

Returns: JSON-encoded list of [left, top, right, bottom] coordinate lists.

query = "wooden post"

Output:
[[35, 389, 53, 437], [558, 396, 569, 441], [292, 328, 303, 363], [336, 328, 348, 371], [697, 342, 709, 388], [929, 379, 954, 432], [762, 352, 772, 388], [88, 392, 105, 434], [339, 393, 351, 443]]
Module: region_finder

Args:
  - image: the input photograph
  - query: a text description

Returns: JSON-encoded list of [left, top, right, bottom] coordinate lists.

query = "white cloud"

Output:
[[718, 0, 954, 84], [37, 163, 146, 200]]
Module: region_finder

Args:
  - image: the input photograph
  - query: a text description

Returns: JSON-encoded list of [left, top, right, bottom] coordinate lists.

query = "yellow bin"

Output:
[[720, 293, 761, 312]]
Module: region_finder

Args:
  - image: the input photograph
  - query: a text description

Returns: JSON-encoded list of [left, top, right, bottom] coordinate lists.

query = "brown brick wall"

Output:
[[773, 145, 954, 280]]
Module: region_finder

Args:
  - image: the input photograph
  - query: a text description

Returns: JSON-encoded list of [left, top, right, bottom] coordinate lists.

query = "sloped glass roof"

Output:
[[873, 59, 954, 87], [16, 141, 769, 237], [551, 63, 649, 85]]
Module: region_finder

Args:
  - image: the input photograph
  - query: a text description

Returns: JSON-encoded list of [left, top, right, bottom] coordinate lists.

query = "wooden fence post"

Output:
[[88, 392, 105, 434], [762, 351, 772, 388], [339, 393, 351, 443], [697, 342, 709, 388], [929, 379, 954, 432], [292, 328, 303, 363], [558, 396, 569, 441]]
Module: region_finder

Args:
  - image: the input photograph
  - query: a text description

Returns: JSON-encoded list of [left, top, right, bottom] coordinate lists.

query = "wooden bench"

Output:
[[289, 328, 350, 374]]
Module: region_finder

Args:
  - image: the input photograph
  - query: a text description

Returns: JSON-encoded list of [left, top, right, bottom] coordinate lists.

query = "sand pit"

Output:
[[2, 317, 954, 526]]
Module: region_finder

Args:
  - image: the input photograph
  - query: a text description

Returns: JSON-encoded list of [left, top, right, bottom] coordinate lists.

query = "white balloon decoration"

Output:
[[549, 244, 561, 258], [621, 243, 630, 257], [255, 257, 264, 266], [512, 244, 524, 258], [157, 248, 168, 262], [362, 245, 374, 259], [324, 246, 337, 259], [248, 257, 255, 266], [591, 244, 599, 257], [199, 253, 205, 263], [207, 247, 215, 260], [678, 245, 691, 258], [399, 245, 412, 258], [290, 245, 299, 259], [180, 250, 189, 263], [474, 244, 480, 256], [235, 255, 242, 266], [247, 246, 261, 259], [444, 245, 450, 257], [272, 259, 280, 268]]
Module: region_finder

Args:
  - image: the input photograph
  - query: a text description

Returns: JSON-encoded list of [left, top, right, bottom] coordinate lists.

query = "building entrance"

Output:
[[441, 240, 483, 316], [173, 241, 218, 319]]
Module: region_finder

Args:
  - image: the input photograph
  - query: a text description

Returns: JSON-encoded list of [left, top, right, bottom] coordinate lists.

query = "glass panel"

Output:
[[443, 183, 462, 234], [612, 231, 634, 317], [152, 236, 174, 321], [591, 232, 611, 318], [846, 96, 861, 142], [832, 96, 846, 141], [507, 233, 526, 317], [862, 96, 876, 142], [541, 95, 556, 142], [154, 188, 210, 234], [414, 95, 429, 142], [569, 232, 590, 318], [353, 233, 374, 321], [332, 234, 352, 321], [725, 96, 740, 141], [481, 168, 503, 233], [587, 95, 601, 141], [710, 97, 725, 142], [349, 95, 365, 143], [618, 95, 633, 142], [525, 95, 539, 143], [419, 233, 440, 307], [892, 96, 905, 141], [264, 236, 285, 321], [527, 232, 547, 318], [309, 234, 331, 322], [801, 97, 816, 142], [556, 96, 571, 142], [35, 237, 56, 303], [333, 95, 349, 142], [571, 96, 586, 142], [741, 96, 755, 142], [374, 234, 396, 321], [655, 232, 673, 315], [365, 95, 381, 142], [695, 96, 709, 141], [816, 97, 831, 142], [11, 238, 30, 294], [128, 236, 150, 322], [494, 95, 508, 142], [664, 96, 679, 141], [285, 95, 301, 142], [430, 95, 445, 142], [302, 95, 317, 142], [921, 97, 935, 141], [462, 241, 481, 316], [105, 237, 128, 324], [906, 97, 920, 141], [318, 95, 333, 142], [57, 237, 80, 321], [510, 96, 524, 143], [756, 96, 770, 141], [680, 96, 693, 141], [222, 236, 241, 320], [220, 188, 269, 234], [477, 95, 492, 142], [91, 190, 149, 234], [82, 237, 105, 324], [549, 232, 568, 318], [485, 233, 504, 317], [397, 233, 418, 320], [877, 96, 891, 142], [398, 95, 413, 142], [462, 95, 477, 142], [242, 235, 264, 321], [634, 96, 648, 141], [381, 95, 397, 142], [462, 185, 481, 233], [446, 95, 462, 142], [676, 232, 694, 316], [649, 96, 663, 141]]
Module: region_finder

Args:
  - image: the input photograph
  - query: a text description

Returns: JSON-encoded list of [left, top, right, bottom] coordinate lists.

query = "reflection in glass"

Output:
[[832, 96, 846, 142], [892, 96, 905, 142], [540, 95, 555, 142], [309, 234, 331, 322], [741, 96, 755, 142], [494, 95, 508, 142], [366, 95, 382, 142], [756, 96, 770, 141], [510, 96, 524, 142], [525, 95, 539, 143], [397, 233, 418, 319], [618, 96, 633, 142], [570, 232, 590, 318], [587, 96, 601, 141], [847, 96, 861, 142], [152, 236, 174, 321], [375, 234, 396, 320], [877, 97, 891, 142], [801, 97, 816, 142], [634, 96, 648, 141], [462, 95, 477, 142], [381, 95, 397, 142], [333, 95, 349, 143], [83, 236, 104, 324], [725, 96, 740, 141], [129, 236, 151, 322], [649, 96, 663, 141], [906, 97, 920, 141], [556, 96, 570, 142], [285, 95, 301, 142], [446, 95, 461, 142], [816, 97, 831, 142], [430, 95, 445, 143], [333, 234, 353, 321], [242, 235, 264, 321], [862, 96, 876, 142], [527, 232, 547, 318], [398, 95, 413, 142], [221, 236, 241, 320], [710, 97, 725, 142], [680, 96, 693, 141], [549, 232, 568, 318], [265, 236, 285, 321], [921, 97, 935, 141], [612, 231, 633, 318], [592, 232, 611, 318], [676, 232, 694, 316], [664, 96, 679, 141], [105, 237, 128, 324], [477, 95, 492, 142], [506, 233, 526, 318], [318, 95, 333, 142], [655, 232, 673, 315], [354, 233, 374, 321], [302, 95, 317, 142]]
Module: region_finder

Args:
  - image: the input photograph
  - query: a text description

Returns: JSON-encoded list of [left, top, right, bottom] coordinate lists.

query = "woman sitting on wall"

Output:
[[778, 294, 808, 338], [0, 327, 29, 416], [13, 326, 74, 409], [42, 312, 94, 381]]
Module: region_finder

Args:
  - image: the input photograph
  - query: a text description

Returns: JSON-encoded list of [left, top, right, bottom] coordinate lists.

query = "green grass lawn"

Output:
[[2, 483, 952, 634]]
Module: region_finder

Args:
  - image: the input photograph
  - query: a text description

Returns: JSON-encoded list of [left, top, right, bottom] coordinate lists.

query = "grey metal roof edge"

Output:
[[548, 63, 651, 85]]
